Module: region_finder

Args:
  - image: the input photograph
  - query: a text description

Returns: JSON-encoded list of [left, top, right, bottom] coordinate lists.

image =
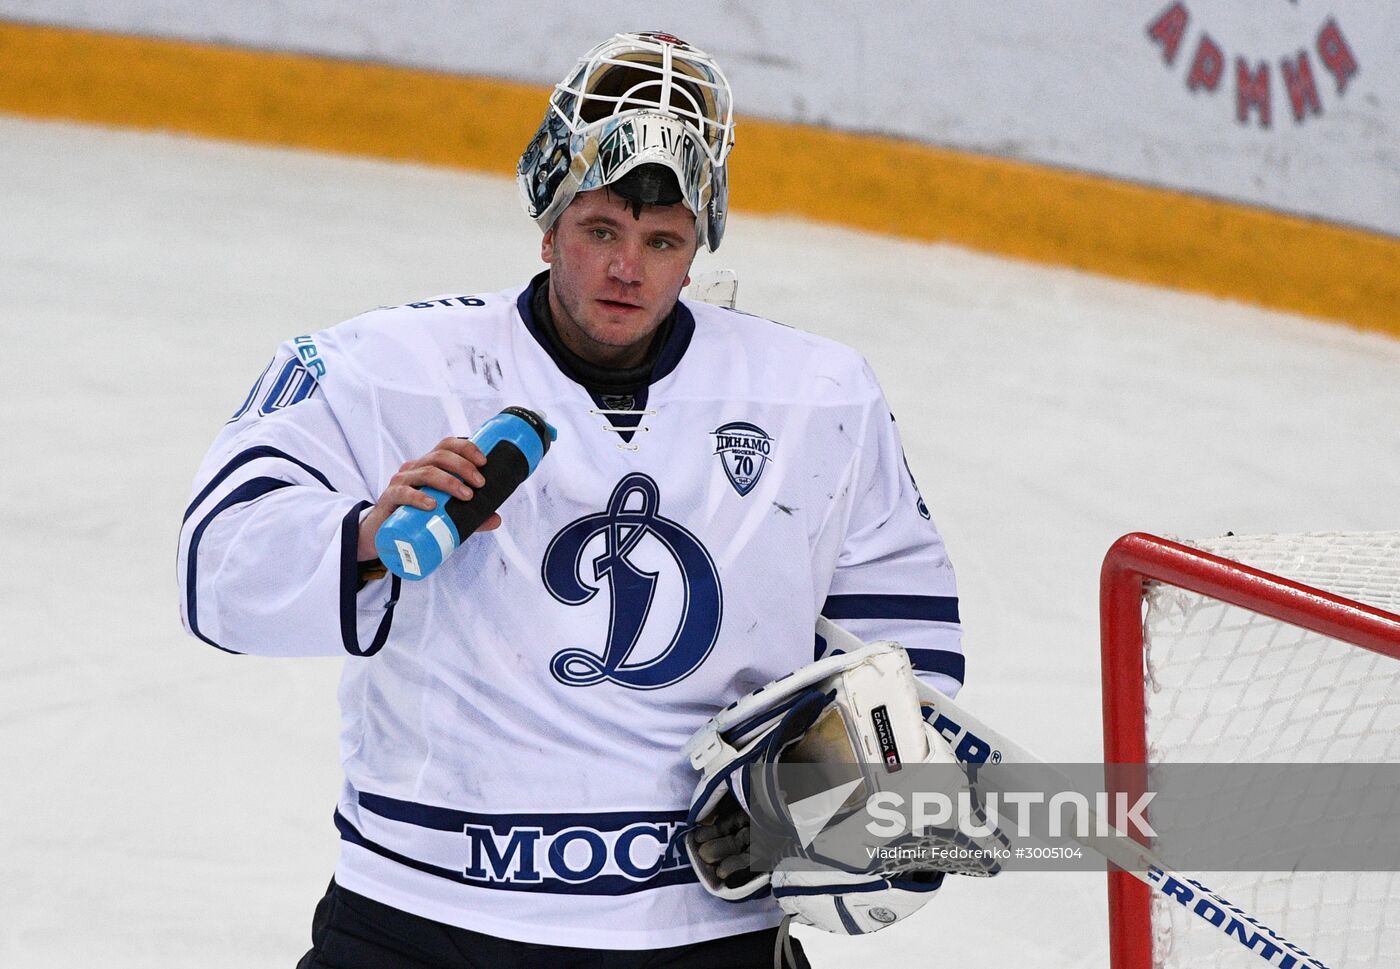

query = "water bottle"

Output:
[[375, 406, 557, 580]]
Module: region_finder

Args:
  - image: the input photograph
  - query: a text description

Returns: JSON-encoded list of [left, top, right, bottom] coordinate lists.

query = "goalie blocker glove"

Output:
[[683, 619, 1001, 936]]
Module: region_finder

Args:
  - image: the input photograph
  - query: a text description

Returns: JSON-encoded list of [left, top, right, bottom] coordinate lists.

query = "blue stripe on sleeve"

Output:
[[822, 594, 960, 624], [905, 648, 966, 684], [183, 446, 334, 522], [340, 501, 400, 657], [184, 477, 294, 652]]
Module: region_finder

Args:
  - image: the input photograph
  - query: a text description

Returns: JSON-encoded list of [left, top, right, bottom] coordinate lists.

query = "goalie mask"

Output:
[[516, 31, 735, 251]]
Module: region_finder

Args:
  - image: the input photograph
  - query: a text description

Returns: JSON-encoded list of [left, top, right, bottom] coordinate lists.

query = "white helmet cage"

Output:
[[517, 31, 736, 252]]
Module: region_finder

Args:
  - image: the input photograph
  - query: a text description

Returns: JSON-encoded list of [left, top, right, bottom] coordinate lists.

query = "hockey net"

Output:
[[1100, 532, 1400, 969]]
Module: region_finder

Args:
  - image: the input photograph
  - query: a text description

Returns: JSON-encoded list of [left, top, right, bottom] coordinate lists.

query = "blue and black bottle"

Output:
[[375, 406, 557, 580]]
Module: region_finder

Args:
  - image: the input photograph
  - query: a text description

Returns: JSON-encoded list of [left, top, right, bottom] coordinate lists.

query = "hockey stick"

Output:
[[816, 618, 1334, 969]]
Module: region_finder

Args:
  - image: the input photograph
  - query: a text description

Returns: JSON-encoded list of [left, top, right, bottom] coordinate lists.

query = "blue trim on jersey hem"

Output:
[[905, 648, 966, 684], [340, 501, 400, 657], [821, 594, 960, 625], [184, 477, 294, 653], [358, 790, 688, 833], [336, 808, 476, 882], [335, 807, 700, 896], [183, 445, 334, 522]]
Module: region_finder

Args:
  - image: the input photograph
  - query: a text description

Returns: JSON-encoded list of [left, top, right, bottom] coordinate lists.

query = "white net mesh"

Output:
[[1141, 532, 1400, 969]]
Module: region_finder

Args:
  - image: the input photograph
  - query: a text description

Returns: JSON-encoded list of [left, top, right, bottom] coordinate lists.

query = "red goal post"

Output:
[[1099, 531, 1400, 969]]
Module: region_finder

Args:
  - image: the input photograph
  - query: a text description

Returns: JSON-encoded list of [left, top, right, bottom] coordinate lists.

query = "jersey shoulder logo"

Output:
[[711, 421, 773, 497], [228, 337, 323, 423], [542, 473, 723, 690]]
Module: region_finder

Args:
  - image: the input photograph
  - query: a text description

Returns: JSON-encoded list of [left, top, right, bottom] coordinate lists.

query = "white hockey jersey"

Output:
[[177, 282, 962, 949]]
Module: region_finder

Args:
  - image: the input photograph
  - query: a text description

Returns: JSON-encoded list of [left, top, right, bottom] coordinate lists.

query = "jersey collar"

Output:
[[515, 271, 695, 392]]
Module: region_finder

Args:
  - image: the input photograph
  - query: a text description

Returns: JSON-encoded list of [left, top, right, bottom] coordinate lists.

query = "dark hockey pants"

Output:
[[296, 879, 811, 969]]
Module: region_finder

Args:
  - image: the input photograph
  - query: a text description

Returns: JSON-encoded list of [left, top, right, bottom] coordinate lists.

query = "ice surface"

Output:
[[2, 115, 1398, 968]]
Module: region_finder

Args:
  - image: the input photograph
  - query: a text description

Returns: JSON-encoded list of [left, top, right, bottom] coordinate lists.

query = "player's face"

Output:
[[542, 188, 698, 369]]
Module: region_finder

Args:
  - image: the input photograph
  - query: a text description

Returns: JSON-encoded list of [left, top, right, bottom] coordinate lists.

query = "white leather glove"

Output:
[[770, 862, 945, 934]]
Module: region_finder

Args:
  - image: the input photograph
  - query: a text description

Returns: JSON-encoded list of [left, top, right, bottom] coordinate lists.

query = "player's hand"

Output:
[[693, 799, 753, 886], [357, 437, 502, 561]]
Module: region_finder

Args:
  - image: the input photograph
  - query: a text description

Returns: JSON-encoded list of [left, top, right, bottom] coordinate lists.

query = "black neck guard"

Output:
[[526, 272, 676, 395]]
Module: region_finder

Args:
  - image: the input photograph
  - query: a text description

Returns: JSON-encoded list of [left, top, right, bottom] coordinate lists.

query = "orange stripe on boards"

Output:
[[0, 20, 542, 170], [2, 21, 1396, 336], [734, 122, 1400, 336]]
